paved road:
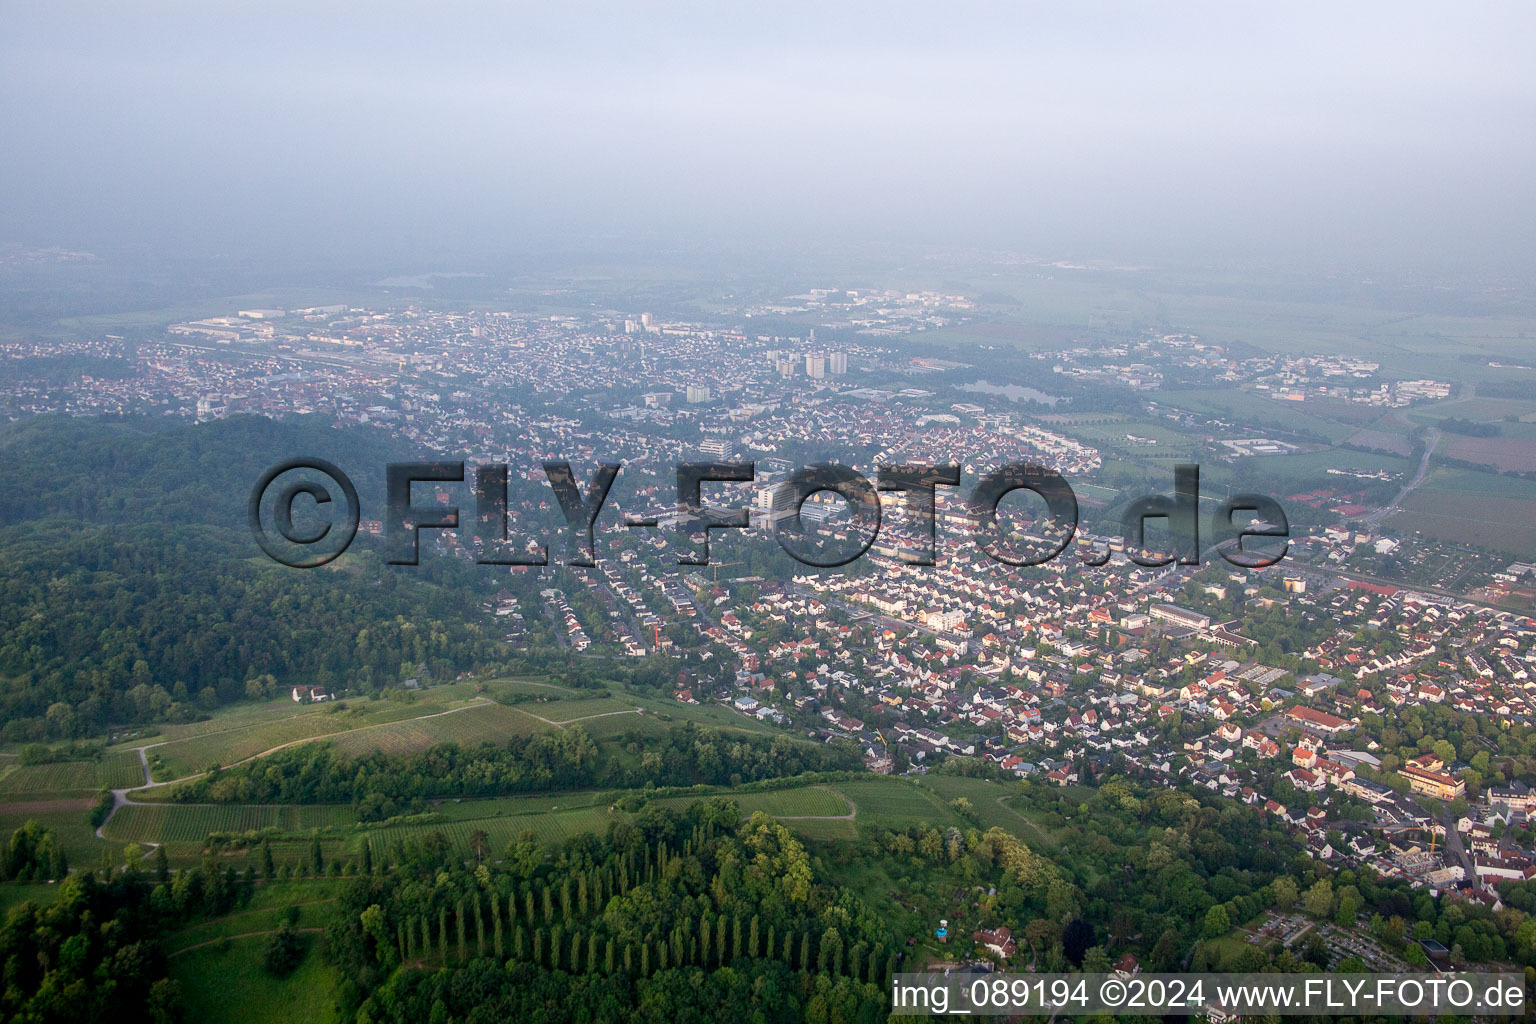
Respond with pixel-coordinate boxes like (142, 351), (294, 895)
(1364, 428), (1439, 527)
(1441, 806), (1476, 879)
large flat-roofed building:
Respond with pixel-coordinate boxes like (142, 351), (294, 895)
(1286, 705), (1354, 735)
(1147, 604), (1210, 631)
(1344, 777), (1394, 804)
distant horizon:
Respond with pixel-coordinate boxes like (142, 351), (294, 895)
(4, 3), (1534, 277)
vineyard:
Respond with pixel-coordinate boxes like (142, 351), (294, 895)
(145, 693), (503, 779)
(0, 681), (916, 874)
(0, 752), (145, 795)
(327, 702), (548, 757)
(524, 697), (641, 724)
(103, 803), (359, 845)
(485, 677), (583, 700)
(829, 778), (955, 831)
(430, 792), (607, 821)
(148, 712), (384, 780)
(779, 817), (858, 841)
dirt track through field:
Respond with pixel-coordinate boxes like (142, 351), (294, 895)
(168, 927), (323, 956)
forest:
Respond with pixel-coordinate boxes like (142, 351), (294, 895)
(0, 851), (234, 1024)
(0, 415), (521, 743)
(329, 802), (928, 1024)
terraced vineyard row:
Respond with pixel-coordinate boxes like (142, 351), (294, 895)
(779, 817), (858, 841)
(104, 803), (358, 844)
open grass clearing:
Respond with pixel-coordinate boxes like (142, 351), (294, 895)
(169, 931), (339, 1024)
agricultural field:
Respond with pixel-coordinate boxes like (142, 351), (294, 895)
(0, 751), (144, 796)
(561, 711), (665, 740)
(1063, 418), (1200, 452)
(732, 786), (851, 818)
(141, 689), (495, 780)
(0, 882), (63, 916)
(260, 837), (352, 871)
(1405, 394), (1536, 425)
(345, 784), (858, 859)
(780, 816), (859, 841)
(326, 701), (546, 757)
(1438, 435), (1536, 473)
(828, 778), (961, 832)
(113, 697), (318, 747)
(4, 770), (1060, 878)
(1343, 428), (1413, 456)
(431, 791), (609, 821)
(1159, 389), (1357, 442)
(521, 696), (643, 724)
(1390, 493), (1536, 557)
(112, 689), (471, 750)
(1073, 482), (1122, 505)
(1240, 447), (1414, 489)
(1383, 464), (1536, 556)
(146, 714), (364, 780)
(1416, 465), (1536, 500)
(102, 803), (359, 845)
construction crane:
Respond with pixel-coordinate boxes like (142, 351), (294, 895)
(710, 560), (744, 583)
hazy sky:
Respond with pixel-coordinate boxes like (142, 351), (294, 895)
(3, 2), (1534, 271)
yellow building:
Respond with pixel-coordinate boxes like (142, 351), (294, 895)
(1399, 764), (1465, 801)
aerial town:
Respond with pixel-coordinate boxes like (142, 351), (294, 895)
(3, 298), (1530, 910)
